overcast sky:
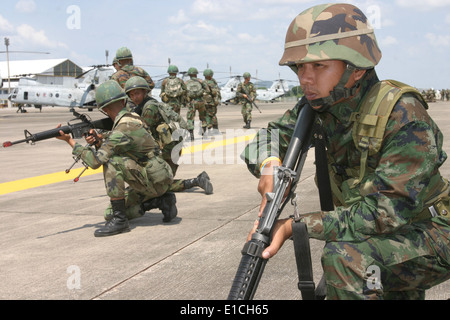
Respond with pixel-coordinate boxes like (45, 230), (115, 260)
(0, 0), (449, 88)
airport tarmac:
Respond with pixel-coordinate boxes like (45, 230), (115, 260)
(0, 100), (448, 302)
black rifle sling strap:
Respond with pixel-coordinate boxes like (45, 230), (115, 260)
(313, 118), (334, 212)
(292, 221), (316, 300)
(292, 118), (331, 300)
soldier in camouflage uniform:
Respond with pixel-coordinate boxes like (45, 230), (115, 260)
(243, 3), (450, 299)
(160, 65), (187, 115)
(56, 80), (177, 237)
(125, 76), (213, 195)
(185, 67), (210, 141)
(203, 68), (222, 135)
(236, 72), (256, 129)
(111, 47), (155, 91)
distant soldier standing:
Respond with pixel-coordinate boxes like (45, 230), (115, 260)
(236, 72), (256, 129)
(125, 76), (213, 195)
(203, 68), (222, 135)
(160, 65), (187, 115)
(185, 67), (210, 140)
(111, 47), (155, 91)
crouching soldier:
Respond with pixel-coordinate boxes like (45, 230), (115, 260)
(56, 80), (177, 237)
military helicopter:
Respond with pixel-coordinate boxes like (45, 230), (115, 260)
(220, 76), (242, 104)
(9, 65), (115, 112)
(220, 76), (293, 104)
(256, 79), (291, 102)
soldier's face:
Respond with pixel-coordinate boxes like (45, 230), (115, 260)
(297, 60), (346, 102)
(128, 89), (147, 105)
(297, 60), (365, 109)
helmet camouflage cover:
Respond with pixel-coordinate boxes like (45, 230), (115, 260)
(188, 67), (199, 75)
(96, 80), (127, 110)
(279, 3), (382, 71)
(167, 65), (179, 74)
(203, 68), (214, 77)
(115, 47), (133, 61)
(124, 76), (150, 94)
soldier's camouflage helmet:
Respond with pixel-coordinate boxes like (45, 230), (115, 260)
(188, 67), (198, 75)
(203, 68), (214, 77)
(115, 47), (133, 61)
(243, 72), (251, 79)
(96, 80), (127, 110)
(279, 3), (382, 72)
(124, 76), (150, 94)
(168, 65), (179, 74)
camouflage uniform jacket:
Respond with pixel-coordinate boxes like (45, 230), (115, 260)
(72, 108), (159, 169)
(242, 70), (450, 242)
(111, 65), (155, 90)
(236, 82), (256, 104)
(128, 96), (166, 142)
(204, 78), (221, 105)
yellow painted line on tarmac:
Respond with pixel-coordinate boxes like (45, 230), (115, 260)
(0, 133), (256, 196)
(0, 167), (104, 196)
(181, 133), (256, 154)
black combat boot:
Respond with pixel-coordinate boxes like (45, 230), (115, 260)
(142, 193), (178, 222)
(159, 192), (178, 222)
(243, 121), (251, 129)
(183, 171), (213, 194)
(211, 124), (220, 135)
(189, 130), (195, 141)
(94, 199), (130, 237)
(141, 197), (160, 212)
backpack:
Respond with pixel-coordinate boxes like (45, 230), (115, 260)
(186, 78), (204, 99)
(165, 77), (184, 98)
(155, 102), (188, 146)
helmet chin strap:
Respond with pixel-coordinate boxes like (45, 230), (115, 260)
(309, 64), (360, 112)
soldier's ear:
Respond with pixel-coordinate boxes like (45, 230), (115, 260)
(353, 69), (366, 82)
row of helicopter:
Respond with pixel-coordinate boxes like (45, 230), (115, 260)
(4, 65), (294, 112)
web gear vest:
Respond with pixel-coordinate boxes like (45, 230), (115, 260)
(327, 80), (449, 218)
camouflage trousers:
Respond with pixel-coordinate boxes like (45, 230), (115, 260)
(103, 154), (173, 220)
(167, 99), (184, 115)
(322, 218), (450, 299)
(241, 102), (253, 123)
(187, 100), (206, 130)
(205, 103), (218, 129)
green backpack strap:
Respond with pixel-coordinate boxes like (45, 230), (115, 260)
(348, 80), (425, 188)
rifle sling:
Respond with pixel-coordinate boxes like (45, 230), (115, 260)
(292, 221), (316, 300)
(313, 119), (334, 211)
(292, 118), (330, 300)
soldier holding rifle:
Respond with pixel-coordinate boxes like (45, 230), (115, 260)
(242, 3), (450, 299)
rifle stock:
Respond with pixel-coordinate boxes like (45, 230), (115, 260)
(228, 98), (316, 300)
(3, 112), (113, 148)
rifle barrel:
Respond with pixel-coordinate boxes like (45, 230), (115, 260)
(2, 115), (113, 148)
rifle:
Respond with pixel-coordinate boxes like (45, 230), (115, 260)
(228, 98), (316, 300)
(2, 111), (113, 148)
(242, 85), (262, 113)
